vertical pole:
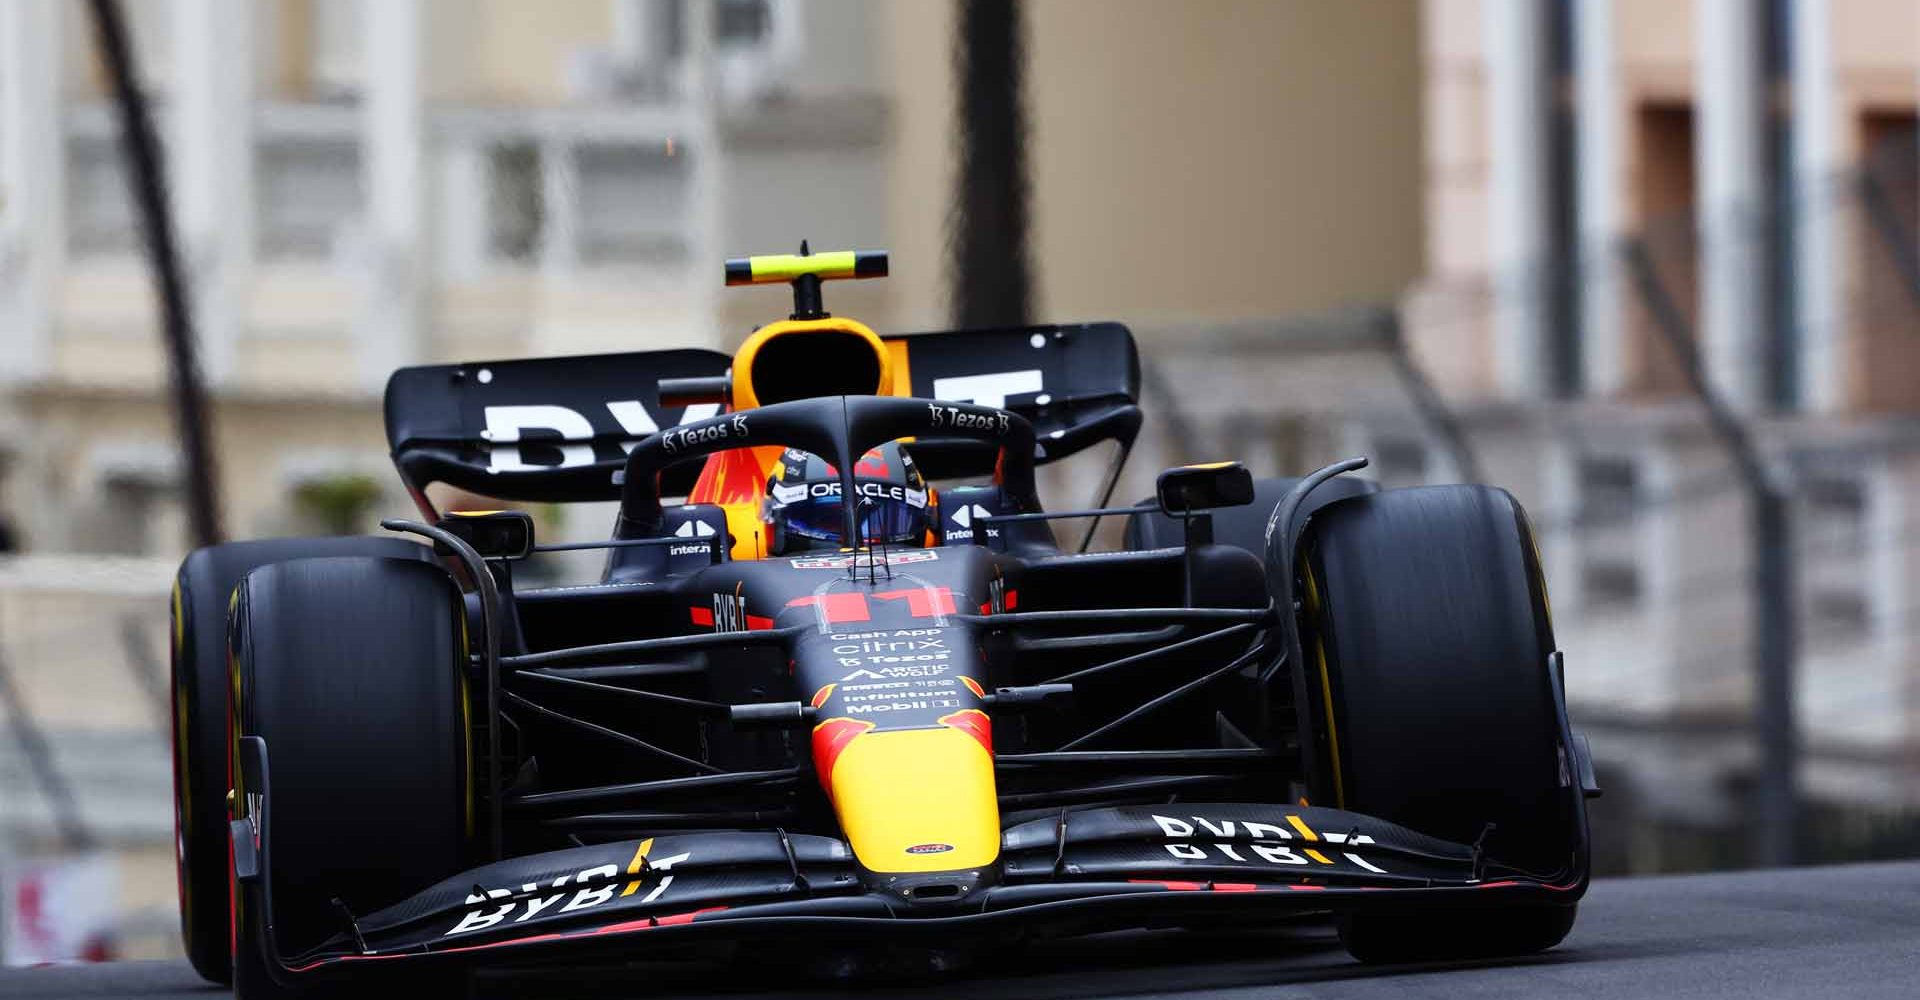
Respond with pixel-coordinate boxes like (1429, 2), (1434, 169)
(1577, 0), (1625, 396)
(684, 0), (724, 348)
(951, 0), (1032, 329)
(359, 0), (426, 387)
(1758, 0), (1796, 411)
(172, 0), (254, 385)
(1543, 0), (1582, 396)
(0, 0), (63, 388)
(1792, 0), (1840, 412)
(1483, 0), (1551, 396)
(89, 0), (225, 548)
(1696, 0), (1768, 409)
(1752, 487), (1798, 865)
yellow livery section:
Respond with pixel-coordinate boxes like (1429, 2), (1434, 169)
(725, 249), (888, 286)
(688, 313), (907, 558)
(828, 727), (1000, 873)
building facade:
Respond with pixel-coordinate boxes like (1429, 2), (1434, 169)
(1392, 0), (1920, 857)
(1, 0), (901, 556)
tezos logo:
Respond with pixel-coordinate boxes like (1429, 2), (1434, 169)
(905, 843), (954, 855)
(662, 412), (749, 454)
(927, 404), (1009, 435)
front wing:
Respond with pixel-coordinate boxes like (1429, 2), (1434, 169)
(233, 740), (1585, 985)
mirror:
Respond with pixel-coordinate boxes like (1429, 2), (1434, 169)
(1156, 462), (1255, 515)
(435, 509), (535, 559)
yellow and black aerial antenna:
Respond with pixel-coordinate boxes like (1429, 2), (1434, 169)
(724, 240), (888, 320)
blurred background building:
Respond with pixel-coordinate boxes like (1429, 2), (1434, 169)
(1395, 0), (1920, 872)
(5, 0), (1920, 963)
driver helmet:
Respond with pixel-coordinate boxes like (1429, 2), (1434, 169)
(764, 441), (931, 554)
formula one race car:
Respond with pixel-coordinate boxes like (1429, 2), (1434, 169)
(170, 249), (1596, 998)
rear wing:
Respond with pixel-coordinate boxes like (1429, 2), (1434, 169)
(383, 321), (1141, 504)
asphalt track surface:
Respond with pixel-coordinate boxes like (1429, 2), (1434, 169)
(8, 860), (1920, 999)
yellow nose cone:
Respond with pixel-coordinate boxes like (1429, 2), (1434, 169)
(827, 726), (1000, 873)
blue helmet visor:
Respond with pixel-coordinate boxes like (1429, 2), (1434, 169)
(778, 492), (929, 546)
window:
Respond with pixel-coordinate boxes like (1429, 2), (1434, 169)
(257, 137), (363, 259)
(65, 136), (141, 257)
(1577, 455), (1637, 526)
(1372, 437), (1430, 491)
(716, 0), (772, 46)
(1632, 103), (1699, 396)
(1855, 112), (1920, 411)
(486, 142), (545, 264)
(1577, 456), (1640, 608)
(576, 142), (688, 263)
(1799, 471), (1871, 641)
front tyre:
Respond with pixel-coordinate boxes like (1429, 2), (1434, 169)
(1300, 485), (1581, 963)
(170, 537), (429, 985)
(229, 556), (470, 999)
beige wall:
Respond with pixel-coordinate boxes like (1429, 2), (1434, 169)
(883, 0), (1425, 340)
(1614, 0), (1695, 88)
(1026, 0), (1424, 334)
(1831, 0), (1920, 86)
(424, 0), (617, 104)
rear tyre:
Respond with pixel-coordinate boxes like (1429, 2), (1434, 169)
(1300, 485), (1579, 963)
(170, 537), (429, 985)
(229, 556), (470, 999)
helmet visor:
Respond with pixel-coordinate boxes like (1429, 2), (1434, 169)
(779, 493), (928, 546)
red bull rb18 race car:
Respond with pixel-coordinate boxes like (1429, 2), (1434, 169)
(170, 249), (1596, 997)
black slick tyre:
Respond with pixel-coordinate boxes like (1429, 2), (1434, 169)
(228, 556), (469, 999)
(1299, 485), (1578, 963)
(170, 537), (428, 985)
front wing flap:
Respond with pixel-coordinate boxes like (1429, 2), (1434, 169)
(261, 802), (1582, 978)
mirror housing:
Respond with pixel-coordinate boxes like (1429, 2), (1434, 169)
(1156, 462), (1255, 516)
(435, 510), (535, 560)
